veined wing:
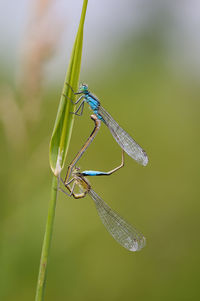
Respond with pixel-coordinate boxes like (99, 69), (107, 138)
(98, 106), (148, 166)
(89, 189), (146, 252)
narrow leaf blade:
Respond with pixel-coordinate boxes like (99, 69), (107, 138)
(49, 0), (88, 175)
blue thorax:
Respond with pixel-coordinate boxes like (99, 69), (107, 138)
(83, 92), (103, 121)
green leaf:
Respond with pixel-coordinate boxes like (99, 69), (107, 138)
(49, 0), (88, 176)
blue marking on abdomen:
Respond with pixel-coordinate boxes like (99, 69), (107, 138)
(82, 170), (106, 176)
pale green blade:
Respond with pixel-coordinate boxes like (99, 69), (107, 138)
(49, 0), (88, 176)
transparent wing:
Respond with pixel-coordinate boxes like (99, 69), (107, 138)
(98, 106), (148, 166)
(89, 189), (146, 252)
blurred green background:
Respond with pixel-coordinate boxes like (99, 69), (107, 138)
(0, 1), (200, 300)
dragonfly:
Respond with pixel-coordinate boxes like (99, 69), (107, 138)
(65, 83), (148, 166)
(61, 115), (146, 252)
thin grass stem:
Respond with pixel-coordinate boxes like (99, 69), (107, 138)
(35, 175), (58, 301)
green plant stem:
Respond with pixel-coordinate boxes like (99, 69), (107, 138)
(35, 175), (58, 301)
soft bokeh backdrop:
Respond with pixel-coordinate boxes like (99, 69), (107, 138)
(0, 1), (200, 300)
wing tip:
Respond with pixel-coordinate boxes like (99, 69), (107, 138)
(129, 236), (146, 252)
(142, 154), (148, 166)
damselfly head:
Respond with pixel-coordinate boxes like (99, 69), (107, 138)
(75, 166), (80, 171)
(79, 84), (88, 93)
(72, 166), (81, 176)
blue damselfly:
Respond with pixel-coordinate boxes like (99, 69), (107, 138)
(65, 83), (148, 166)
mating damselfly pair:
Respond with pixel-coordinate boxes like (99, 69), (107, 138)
(60, 84), (148, 252)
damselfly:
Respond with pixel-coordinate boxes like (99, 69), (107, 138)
(61, 115), (146, 252)
(65, 83), (148, 166)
